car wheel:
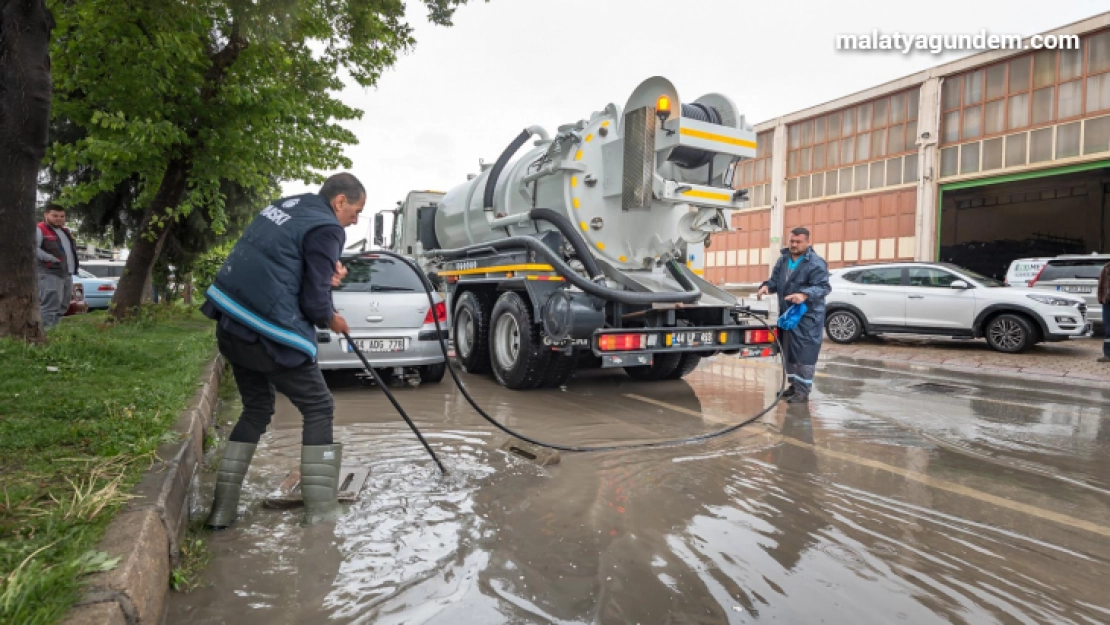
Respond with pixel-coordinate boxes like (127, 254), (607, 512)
(489, 292), (552, 390)
(454, 291), (493, 374)
(985, 313), (1036, 353)
(825, 310), (863, 344)
(419, 362), (446, 383)
(624, 352), (683, 381)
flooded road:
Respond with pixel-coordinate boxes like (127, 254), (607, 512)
(167, 357), (1110, 624)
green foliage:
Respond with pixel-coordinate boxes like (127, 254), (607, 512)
(46, 0), (474, 241)
(0, 310), (214, 624)
(192, 240), (237, 296)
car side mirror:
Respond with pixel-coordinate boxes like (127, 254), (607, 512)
(373, 213), (384, 247)
(950, 280), (971, 290)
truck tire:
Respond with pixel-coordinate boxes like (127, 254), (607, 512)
(624, 352), (683, 381)
(454, 291), (493, 374)
(664, 353), (702, 380)
(539, 352), (576, 388)
(489, 292), (552, 390)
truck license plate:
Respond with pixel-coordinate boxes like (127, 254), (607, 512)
(344, 338), (405, 353)
(672, 331), (714, 347)
(1058, 286), (1091, 293)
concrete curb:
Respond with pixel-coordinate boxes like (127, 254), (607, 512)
(62, 355), (225, 625)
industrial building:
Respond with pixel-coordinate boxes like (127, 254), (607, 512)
(707, 12), (1110, 286)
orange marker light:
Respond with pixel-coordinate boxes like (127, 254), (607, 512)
(656, 95), (671, 115)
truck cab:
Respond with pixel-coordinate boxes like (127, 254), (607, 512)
(375, 191), (445, 260)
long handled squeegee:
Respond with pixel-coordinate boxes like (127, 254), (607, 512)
(341, 330), (447, 474)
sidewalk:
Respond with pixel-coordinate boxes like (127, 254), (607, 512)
(822, 335), (1110, 384)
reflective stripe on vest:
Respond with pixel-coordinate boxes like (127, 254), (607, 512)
(206, 284), (318, 357)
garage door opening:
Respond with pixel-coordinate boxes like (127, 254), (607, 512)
(939, 167), (1110, 281)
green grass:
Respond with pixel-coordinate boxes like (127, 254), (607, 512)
(0, 307), (214, 625)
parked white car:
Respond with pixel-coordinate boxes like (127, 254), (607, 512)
(1004, 257), (1051, 288)
(825, 262), (1089, 353)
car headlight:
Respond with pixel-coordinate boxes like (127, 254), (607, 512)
(1026, 294), (1078, 307)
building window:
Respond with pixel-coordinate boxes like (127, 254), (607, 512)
(735, 129), (775, 207)
(785, 86), (919, 202)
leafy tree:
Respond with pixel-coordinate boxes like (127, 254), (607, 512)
(47, 0), (471, 320)
(0, 0), (53, 341)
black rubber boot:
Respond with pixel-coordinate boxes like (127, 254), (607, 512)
(206, 441), (257, 529)
(301, 443), (343, 526)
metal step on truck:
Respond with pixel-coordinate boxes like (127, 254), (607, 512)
(374, 77), (778, 390)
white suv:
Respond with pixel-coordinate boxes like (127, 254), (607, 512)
(825, 262), (1089, 353)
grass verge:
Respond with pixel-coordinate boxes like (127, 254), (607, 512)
(0, 306), (214, 625)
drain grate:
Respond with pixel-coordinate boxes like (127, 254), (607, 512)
(909, 382), (973, 395)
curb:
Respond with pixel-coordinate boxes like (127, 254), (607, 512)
(62, 355), (224, 625)
(824, 351), (1110, 395)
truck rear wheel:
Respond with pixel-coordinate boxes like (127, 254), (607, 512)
(624, 352), (683, 381)
(489, 292), (552, 390)
(454, 291), (493, 374)
(664, 353), (702, 380)
(539, 352), (576, 388)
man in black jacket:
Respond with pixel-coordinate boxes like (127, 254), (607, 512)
(202, 173), (364, 527)
(757, 228), (831, 403)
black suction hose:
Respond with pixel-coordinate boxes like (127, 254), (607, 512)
(363, 249), (788, 456)
(484, 129), (535, 211)
(436, 236), (701, 305)
(341, 329), (448, 474)
(527, 208), (604, 279)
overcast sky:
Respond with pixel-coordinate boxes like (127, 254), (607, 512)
(281, 0), (1109, 245)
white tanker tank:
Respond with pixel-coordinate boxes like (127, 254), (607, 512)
(431, 76), (756, 272)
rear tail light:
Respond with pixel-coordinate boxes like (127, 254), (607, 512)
(745, 329), (776, 344)
(1028, 265), (1047, 288)
(97, 284), (116, 291)
(598, 333), (647, 352)
(424, 301), (447, 324)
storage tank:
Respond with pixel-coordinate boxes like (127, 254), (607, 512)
(432, 77), (757, 271)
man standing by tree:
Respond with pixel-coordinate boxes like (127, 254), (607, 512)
(35, 205), (79, 329)
(203, 173), (363, 528)
(757, 227), (831, 403)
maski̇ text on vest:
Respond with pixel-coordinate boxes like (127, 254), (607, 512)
(261, 205), (292, 225)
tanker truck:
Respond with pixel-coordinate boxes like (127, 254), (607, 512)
(374, 77), (778, 390)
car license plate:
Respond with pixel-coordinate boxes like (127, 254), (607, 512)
(344, 338), (406, 353)
(672, 331), (715, 347)
(1058, 286), (1092, 293)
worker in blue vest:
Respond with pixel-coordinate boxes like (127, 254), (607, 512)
(757, 227), (831, 403)
(201, 173), (364, 527)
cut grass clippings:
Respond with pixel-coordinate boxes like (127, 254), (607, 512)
(0, 306), (214, 625)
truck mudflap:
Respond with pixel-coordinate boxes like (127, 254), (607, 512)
(592, 326), (778, 368)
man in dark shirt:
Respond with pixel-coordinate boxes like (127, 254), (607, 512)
(203, 173), (364, 527)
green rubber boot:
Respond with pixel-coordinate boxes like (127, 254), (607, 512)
(300, 444), (343, 526)
(205, 441), (257, 529)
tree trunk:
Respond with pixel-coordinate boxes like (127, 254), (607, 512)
(0, 1), (52, 342)
(110, 158), (191, 319)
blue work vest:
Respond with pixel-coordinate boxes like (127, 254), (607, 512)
(206, 194), (340, 359)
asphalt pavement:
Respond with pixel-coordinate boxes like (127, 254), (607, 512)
(167, 355), (1110, 624)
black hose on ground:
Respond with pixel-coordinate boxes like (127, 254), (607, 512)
(527, 208), (603, 280)
(362, 249), (789, 457)
(436, 236), (701, 305)
(483, 129), (534, 211)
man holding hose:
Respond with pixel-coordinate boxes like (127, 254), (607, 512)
(201, 173), (364, 527)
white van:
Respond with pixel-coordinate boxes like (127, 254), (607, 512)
(1004, 257), (1051, 288)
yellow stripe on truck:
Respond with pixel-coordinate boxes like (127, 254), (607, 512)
(681, 189), (733, 202)
(679, 127), (757, 149)
(438, 263), (555, 277)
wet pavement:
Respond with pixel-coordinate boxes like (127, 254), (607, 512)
(167, 357), (1110, 625)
